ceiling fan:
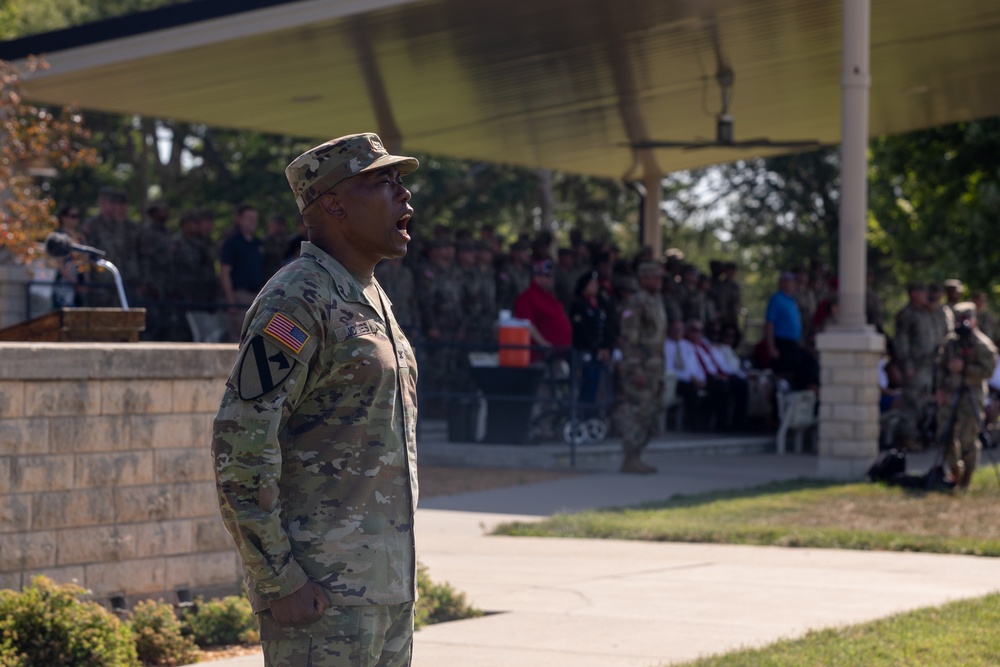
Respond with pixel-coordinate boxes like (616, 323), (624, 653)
(628, 67), (822, 152)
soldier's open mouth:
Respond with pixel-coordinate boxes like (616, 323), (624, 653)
(397, 214), (411, 231)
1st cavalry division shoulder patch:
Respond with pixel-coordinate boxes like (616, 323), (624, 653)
(237, 335), (296, 400)
(263, 312), (310, 353)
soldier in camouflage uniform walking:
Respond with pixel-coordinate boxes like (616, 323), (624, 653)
(894, 282), (938, 449)
(213, 133), (419, 667)
(935, 301), (998, 489)
(614, 261), (667, 474)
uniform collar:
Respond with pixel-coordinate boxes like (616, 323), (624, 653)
(300, 241), (374, 307)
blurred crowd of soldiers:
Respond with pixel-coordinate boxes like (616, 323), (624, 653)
(51, 187), (304, 342)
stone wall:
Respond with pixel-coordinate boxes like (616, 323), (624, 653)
(0, 342), (241, 606)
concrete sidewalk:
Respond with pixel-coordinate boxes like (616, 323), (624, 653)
(202, 446), (1000, 666)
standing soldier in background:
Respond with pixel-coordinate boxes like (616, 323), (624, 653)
(496, 240), (532, 311)
(419, 236), (465, 411)
(927, 283), (955, 344)
(83, 187), (139, 307)
(943, 279), (964, 317)
(136, 200), (174, 340)
(894, 282), (939, 449)
(712, 261), (742, 336)
(168, 211), (209, 340)
(935, 301), (998, 489)
(456, 240), (493, 346)
(971, 290), (998, 346)
(261, 212), (290, 280)
(614, 261), (667, 474)
(375, 256), (420, 337)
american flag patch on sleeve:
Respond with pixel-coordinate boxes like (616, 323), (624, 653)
(263, 313), (310, 353)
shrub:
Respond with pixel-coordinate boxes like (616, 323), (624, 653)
(0, 576), (139, 667)
(414, 564), (483, 630)
(128, 600), (200, 666)
(181, 596), (258, 647)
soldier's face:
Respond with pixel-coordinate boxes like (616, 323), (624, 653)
(332, 167), (413, 262)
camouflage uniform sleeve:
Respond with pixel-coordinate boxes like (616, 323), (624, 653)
(969, 333), (999, 383)
(618, 295), (642, 376)
(212, 304), (318, 602)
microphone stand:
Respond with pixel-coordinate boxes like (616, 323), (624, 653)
(94, 258), (129, 310)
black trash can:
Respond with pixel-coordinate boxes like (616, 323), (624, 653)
(470, 366), (545, 444)
(446, 397), (481, 442)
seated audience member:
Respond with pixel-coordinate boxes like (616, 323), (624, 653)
(514, 258), (573, 361)
(690, 319), (749, 431)
(664, 320), (727, 431)
(570, 270), (613, 412)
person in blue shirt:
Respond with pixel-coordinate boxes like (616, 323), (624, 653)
(765, 271), (817, 389)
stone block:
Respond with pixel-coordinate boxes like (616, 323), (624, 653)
(831, 403), (877, 423)
(817, 437), (877, 458)
(193, 517), (234, 553)
(75, 451), (155, 488)
(101, 380), (174, 415)
(0, 345), (106, 381)
(856, 385), (881, 404)
(174, 482), (219, 519)
(50, 415), (131, 453)
(134, 520), (194, 558)
(820, 385), (855, 405)
(819, 420), (854, 440)
(817, 455), (874, 481)
(0, 418), (48, 456)
(0, 531), (57, 571)
(155, 448), (215, 484)
(115, 485), (173, 523)
(8, 455), (75, 493)
(56, 526), (136, 566)
(0, 381), (24, 418)
(173, 379), (225, 414)
(24, 381), (101, 417)
(85, 558), (167, 597)
(830, 368), (872, 386)
(0, 571), (22, 591)
(820, 351), (855, 368)
(0, 496), (30, 533)
(32, 489), (115, 530)
(164, 552), (241, 591)
(855, 420), (882, 441)
(819, 403), (834, 420)
(129, 414), (213, 450)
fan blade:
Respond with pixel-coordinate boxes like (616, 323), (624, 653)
(730, 138), (822, 149)
(627, 140), (713, 149)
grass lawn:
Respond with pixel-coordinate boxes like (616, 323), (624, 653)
(493, 465), (1000, 556)
(676, 592), (1000, 666)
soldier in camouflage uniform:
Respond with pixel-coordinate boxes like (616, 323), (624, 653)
(418, 236), (468, 405)
(927, 283), (955, 343)
(894, 282), (938, 448)
(473, 240), (499, 344)
(614, 261), (667, 474)
(972, 290), (998, 346)
(495, 240), (532, 311)
(935, 302), (998, 489)
(213, 133), (419, 667)
(374, 256), (420, 337)
(136, 200), (175, 340)
(457, 240), (494, 346)
(82, 187), (140, 307)
(712, 262), (742, 334)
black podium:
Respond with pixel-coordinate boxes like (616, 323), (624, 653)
(469, 366), (545, 444)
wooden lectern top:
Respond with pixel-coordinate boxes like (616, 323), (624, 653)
(0, 308), (147, 343)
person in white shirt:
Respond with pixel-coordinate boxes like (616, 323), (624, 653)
(664, 320), (728, 431)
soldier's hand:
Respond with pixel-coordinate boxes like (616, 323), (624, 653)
(268, 580), (330, 625)
(948, 358), (964, 374)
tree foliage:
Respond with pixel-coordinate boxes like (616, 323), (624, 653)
(868, 118), (1000, 291)
(0, 57), (96, 261)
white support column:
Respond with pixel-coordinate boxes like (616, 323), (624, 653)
(815, 0), (884, 479)
(642, 167), (663, 257)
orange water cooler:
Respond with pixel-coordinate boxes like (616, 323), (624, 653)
(497, 312), (531, 367)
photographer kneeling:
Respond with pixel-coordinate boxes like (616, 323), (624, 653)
(935, 302), (998, 489)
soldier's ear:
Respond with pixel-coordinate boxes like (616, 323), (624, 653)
(315, 193), (346, 220)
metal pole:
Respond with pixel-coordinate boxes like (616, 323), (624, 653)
(96, 259), (129, 310)
(838, 0), (871, 331)
(642, 167), (663, 258)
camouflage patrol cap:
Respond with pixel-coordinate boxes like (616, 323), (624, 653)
(944, 278), (964, 290)
(285, 133), (419, 212)
(954, 301), (977, 319)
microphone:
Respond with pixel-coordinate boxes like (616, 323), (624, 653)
(45, 232), (106, 258)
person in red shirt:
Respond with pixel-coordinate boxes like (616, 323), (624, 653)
(514, 259), (573, 359)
